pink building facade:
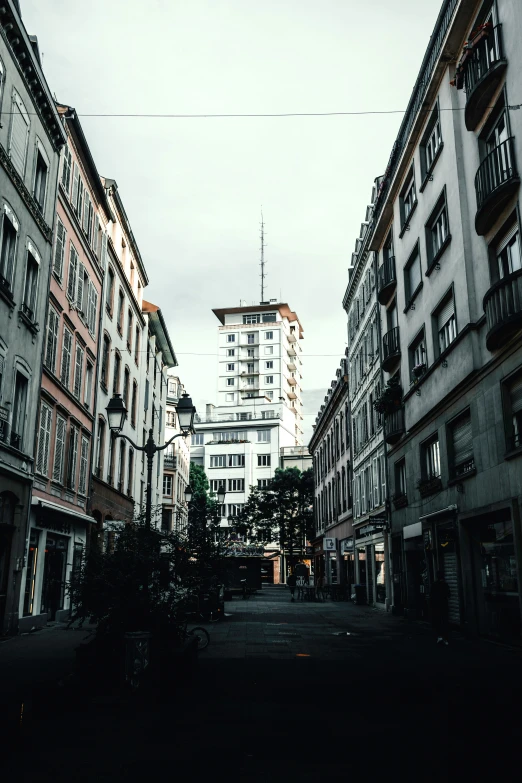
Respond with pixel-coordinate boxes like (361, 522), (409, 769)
(20, 107), (112, 627)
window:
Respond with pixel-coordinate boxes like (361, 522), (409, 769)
(127, 309), (133, 350)
(66, 426), (79, 489)
(262, 313), (276, 322)
(66, 242), (78, 302)
(44, 306), (59, 372)
(210, 455), (226, 468)
(506, 372), (522, 450)
(53, 218), (66, 281)
(210, 479), (226, 493)
(449, 411), (474, 477)
(226, 363), (235, 372)
(261, 410), (275, 419)
(266, 390), (273, 400)
(87, 280), (98, 337)
(257, 479), (270, 489)
(237, 412), (252, 421)
(409, 328), (427, 379)
(421, 105), (442, 181)
(22, 247), (39, 320)
(76, 262), (87, 316)
(257, 430), (271, 442)
(265, 331), (273, 340)
(118, 440), (126, 492)
(228, 478), (245, 492)
(426, 192), (449, 267)
(78, 436), (89, 495)
(247, 334), (255, 344)
(84, 362), (93, 408)
(226, 378), (235, 386)
(257, 454), (271, 467)
(33, 146), (48, 210)
(213, 431), (240, 441)
(117, 290), (124, 334)
(265, 346), (273, 355)
(246, 377), (254, 386)
(101, 335), (110, 388)
(73, 343), (84, 399)
(191, 433), (204, 445)
(134, 326), (140, 365)
(35, 403), (52, 476)
(246, 363), (255, 374)
(52, 415), (67, 483)
(247, 348), (254, 358)
(400, 168), (417, 228)
(395, 459), (406, 496)
(228, 454), (245, 467)
(243, 314), (261, 324)
(9, 90), (29, 175)
(265, 361), (273, 369)
(404, 246), (422, 308)
(227, 334), (236, 343)
(61, 145), (72, 195)
(225, 393), (234, 402)
(163, 474), (173, 496)
(106, 267), (115, 313)
(123, 367), (130, 408)
(265, 376), (274, 384)
(53, 325), (69, 390)
(496, 224), (521, 280)
(0, 207), (18, 290)
(227, 503), (244, 518)
(436, 292), (456, 354)
(113, 352), (121, 395)
(227, 348), (235, 357)
(423, 437), (440, 480)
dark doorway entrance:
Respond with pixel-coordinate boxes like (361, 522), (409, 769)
(0, 527), (13, 630)
(40, 534), (68, 620)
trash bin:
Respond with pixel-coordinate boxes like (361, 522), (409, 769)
(351, 584), (365, 605)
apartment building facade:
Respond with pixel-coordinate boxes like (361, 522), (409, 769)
(371, 0), (522, 641)
(309, 356), (353, 588)
(0, 2), (66, 633)
(190, 302), (305, 583)
(24, 107), (111, 627)
(162, 373), (190, 535)
(343, 198), (391, 608)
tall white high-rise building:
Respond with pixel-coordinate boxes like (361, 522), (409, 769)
(190, 302), (304, 580)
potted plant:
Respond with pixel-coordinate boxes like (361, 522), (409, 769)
(373, 375), (402, 415)
(391, 492), (408, 510)
(411, 362), (427, 384)
(416, 475), (443, 498)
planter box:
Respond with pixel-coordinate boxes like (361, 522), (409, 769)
(417, 477), (443, 498)
(392, 493), (408, 510)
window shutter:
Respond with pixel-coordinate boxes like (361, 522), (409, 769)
(73, 345), (83, 399)
(36, 403), (52, 476)
(452, 414), (473, 466)
(68, 427), (78, 489)
(509, 375), (522, 414)
(144, 379), (149, 412)
(60, 328), (72, 387)
(67, 245), (78, 301)
(45, 308), (59, 370)
(408, 256), (422, 295)
(76, 262), (85, 312)
(437, 295), (455, 330)
(83, 191), (90, 233)
(380, 454), (386, 504)
(77, 178), (84, 218)
(52, 415), (66, 482)
(78, 436), (89, 495)
(101, 231), (108, 271)
(373, 456), (379, 507)
(71, 163), (79, 208)
(9, 95), (29, 174)
(61, 147), (72, 194)
(88, 201), (94, 246)
(53, 219), (66, 280)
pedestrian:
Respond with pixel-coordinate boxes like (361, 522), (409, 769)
(287, 572), (297, 602)
(316, 573), (324, 601)
(431, 569), (451, 645)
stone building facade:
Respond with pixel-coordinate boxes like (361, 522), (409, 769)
(162, 373), (190, 535)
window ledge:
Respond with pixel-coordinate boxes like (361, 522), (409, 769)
(425, 234), (452, 277)
(0, 284), (16, 310)
(399, 200), (418, 239)
(504, 445), (522, 461)
(52, 271), (63, 287)
(419, 142), (444, 194)
(18, 309), (40, 335)
(404, 282), (423, 313)
(448, 468), (477, 486)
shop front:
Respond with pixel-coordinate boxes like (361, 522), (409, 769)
(354, 515), (389, 607)
(340, 538), (355, 587)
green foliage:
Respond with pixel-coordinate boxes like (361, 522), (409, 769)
(187, 463), (226, 582)
(234, 467), (314, 565)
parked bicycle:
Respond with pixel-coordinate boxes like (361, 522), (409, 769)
(240, 579), (256, 600)
(180, 611), (211, 651)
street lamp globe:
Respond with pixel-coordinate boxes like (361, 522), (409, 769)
(106, 393), (128, 434)
(184, 485), (193, 503)
(217, 486), (226, 505)
(176, 392), (196, 432)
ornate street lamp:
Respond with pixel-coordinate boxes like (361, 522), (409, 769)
(107, 391), (197, 529)
(217, 485), (226, 505)
(184, 485), (193, 503)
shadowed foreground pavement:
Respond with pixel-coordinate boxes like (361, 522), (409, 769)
(2, 586), (521, 781)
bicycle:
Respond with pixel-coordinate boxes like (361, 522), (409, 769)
(180, 612), (210, 651)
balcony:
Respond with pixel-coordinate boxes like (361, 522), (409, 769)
(164, 453), (177, 469)
(382, 326), (401, 372)
(287, 389), (297, 400)
(483, 269), (522, 351)
(384, 407), (405, 446)
(377, 256), (397, 305)
(464, 25), (507, 132)
(288, 331), (296, 343)
(287, 359), (296, 371)
(287, 344), (296, 356)
(288, 375), (297, 386)
(0, 419), (8, 444)
(475, 137), (520, 236)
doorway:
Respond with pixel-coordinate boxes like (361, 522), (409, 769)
(357, 547), (367, 602)
(41, 535), (68, 620)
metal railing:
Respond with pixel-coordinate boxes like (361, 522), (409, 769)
(384, 407), (405, 444)
(382, 326), (401, 367)
(464, 24), (504, 97)
(475, 137), (518, 211)
(377, 256), (396, 302)
(483, 268), (522, 350)
(10, 430), (21, 450)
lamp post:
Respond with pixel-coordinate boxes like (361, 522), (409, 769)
(106, 391), (197, 530)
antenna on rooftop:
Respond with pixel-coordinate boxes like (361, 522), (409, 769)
(260, 209), (266, 303)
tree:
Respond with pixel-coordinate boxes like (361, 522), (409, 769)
(234, 467), (314, 577)
(187, 462), (224, 583)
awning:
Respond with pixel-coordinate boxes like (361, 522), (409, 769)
(31, 497), (95, 526)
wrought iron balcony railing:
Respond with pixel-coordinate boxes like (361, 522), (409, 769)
(464, 24), (507, 131)
(377, 256), (397, 305)
(483, 268), (522, 351)
(382, 326), (401, 372)
(475, 137), (519, 235)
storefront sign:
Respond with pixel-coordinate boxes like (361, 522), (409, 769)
(36, 517), (71, 535)
(223, 542), (264, 557)
(369, 514), (388, 528)
(341, 538), (354, 554)
(305, 545), (314, 556)
(323, 537), (336, 551)
(356, 524), (384, 539)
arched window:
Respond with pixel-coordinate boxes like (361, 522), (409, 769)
(112, 351), (121, 395)
(101, 334), (110, 388)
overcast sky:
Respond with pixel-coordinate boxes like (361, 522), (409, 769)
(22, 0), (442, 443)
